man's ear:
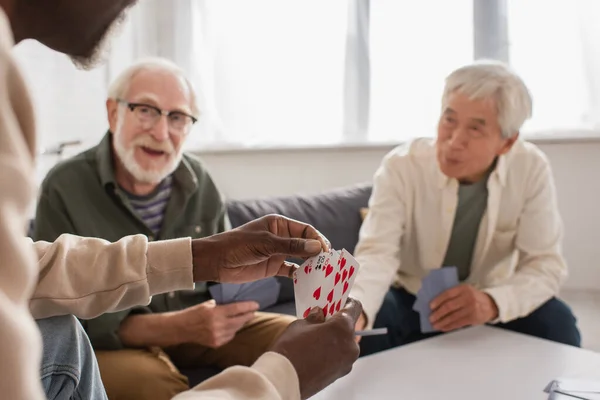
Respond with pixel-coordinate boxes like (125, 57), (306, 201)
(498, 132), (519, 155)
(106, 98), (119, 132)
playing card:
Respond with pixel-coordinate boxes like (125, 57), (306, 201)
(413, 266), (459, 333)
(293, 254), (318, 317)
(413, 299), (436, 333)
(208, 284), (223, 304)
(233, 278), (281, 310)
(293, 250), (339, 319)
(209, 278), (280, 310)
(221, 283), (243, 303)
(325, 248), (359, 318)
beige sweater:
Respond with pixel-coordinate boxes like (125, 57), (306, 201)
(0, 9), (299, 400)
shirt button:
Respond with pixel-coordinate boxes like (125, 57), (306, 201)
(194, 226), (201, 234)
(168, 292), (175, 298)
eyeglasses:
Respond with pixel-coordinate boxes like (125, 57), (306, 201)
(116, 99), (198, 135)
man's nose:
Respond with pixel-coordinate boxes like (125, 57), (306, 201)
(150, 115), (170, 141)
(447, 127), (469, 148)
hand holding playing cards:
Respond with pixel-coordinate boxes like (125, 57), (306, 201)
(191, 214), (329, 283)
(270, 298), (362, 400)
(429, 284), (499, 332)
(173, 299), (259, 348)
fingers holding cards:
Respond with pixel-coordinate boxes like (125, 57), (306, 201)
(293, 248), (360, 320)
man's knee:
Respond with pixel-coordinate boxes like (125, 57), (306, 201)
(360, 289), (407, 357)
(95, 348), (189, 400)
(534, 298), (581, 346)
(506, 298), (581, 347)
(246, 312), (295, 345)
(372, 290), (403, 328)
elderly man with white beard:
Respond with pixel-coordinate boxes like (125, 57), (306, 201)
(33, 57), (296, 400)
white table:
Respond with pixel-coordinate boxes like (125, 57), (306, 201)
(312, 326), (600, 400)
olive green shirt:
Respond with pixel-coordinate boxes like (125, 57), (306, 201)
(442, 168), (493, 281)
(33, 132), (229, 350)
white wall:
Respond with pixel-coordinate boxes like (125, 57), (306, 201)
(194, 140), (600, 292)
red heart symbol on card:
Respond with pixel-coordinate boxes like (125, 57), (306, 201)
(322, 304), (328, 317)
(349, 266), (355, 278)
(327, 289), (334, 303)
(304, 265), (312, 274)
(325, 264), (334, 277)
(294, 278), (297, 284)
(329, 304), (335, 316)
(342, 269), (348, 282)
(313, 287), (321, 300)
(343, 281), (349, 294)
(336, 300), (341, 312)
(303, 307), (311, 318)
(334, 272), (341, 286)
(340, 257), (347, 270)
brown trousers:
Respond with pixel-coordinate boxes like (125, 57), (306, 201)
(95, 312), (295, 400)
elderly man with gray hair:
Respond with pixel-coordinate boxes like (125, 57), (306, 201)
(352, 60), (581, 356)
(34, 57), (297, 399)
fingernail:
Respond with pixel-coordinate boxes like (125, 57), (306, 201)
(304, 240), (321, 253)
(309, 307), (320, 316)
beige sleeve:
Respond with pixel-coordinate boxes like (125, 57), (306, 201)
(0, 11), (47, 399)
(29, 234), (195, 319)
(484, 155), (567, 323)
(350, 150), (408, 327)
(172, 352), (301, 400)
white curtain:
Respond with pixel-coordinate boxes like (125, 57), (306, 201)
(183, 0), (348, 149)
(369, 0), (600, 142)
(507, 0), (600, 136)
(368, 0), (474, 143)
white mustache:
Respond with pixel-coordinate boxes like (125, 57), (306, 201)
(133, 136), (174, 154)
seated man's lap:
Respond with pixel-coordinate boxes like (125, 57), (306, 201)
(95, 347), (189, 400)
(494, 297), (581, 347)
(95, 312), (293, 399)
(166, 312), (295, 370)
(361, 288), (581, 357)
(360, 287), (440, 357)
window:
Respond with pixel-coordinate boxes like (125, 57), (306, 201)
(186, 0), (348, 149)
(368, 0), (474, 143)
(16, 0), (600, 154)
(507, 0), (599, 135)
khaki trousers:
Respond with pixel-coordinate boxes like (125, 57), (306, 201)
(95, 312), (295, 400)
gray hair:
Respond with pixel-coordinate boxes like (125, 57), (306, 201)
(442, 60), (532, 139)
(107, 57), (200, 117)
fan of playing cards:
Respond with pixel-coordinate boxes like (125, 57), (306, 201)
(293, 248), (360, 319)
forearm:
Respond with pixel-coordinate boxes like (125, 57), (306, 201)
(30, 235), (194, 319)
(118, 312), (185, 348)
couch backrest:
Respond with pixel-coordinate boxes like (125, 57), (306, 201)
(226, 183), (373, 255)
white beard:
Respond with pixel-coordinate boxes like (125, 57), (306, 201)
(113, 131), (183, 184)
